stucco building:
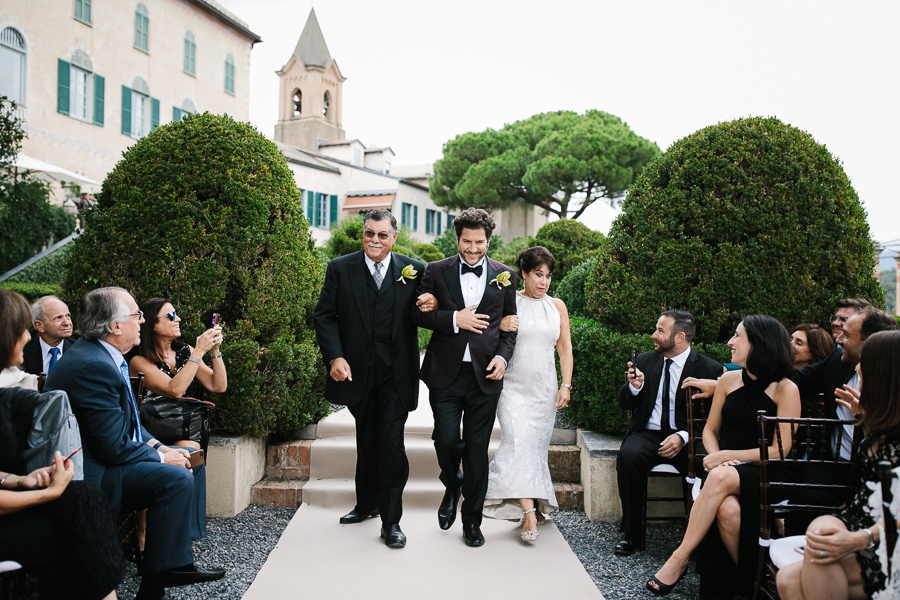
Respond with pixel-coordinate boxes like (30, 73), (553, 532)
(1, 0), (259, 199)
(273, 9), (547, 245)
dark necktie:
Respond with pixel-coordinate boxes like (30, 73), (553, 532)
(48, 347), (60, 373)
(373, 262), (383, 289)
(461, 263), (483, 277)
(119, 360), (142, 442)
(661, 358), (673, 433)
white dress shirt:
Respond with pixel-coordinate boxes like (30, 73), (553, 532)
(834, 371), (858, 461)
(363, 252), (392, 280)
(630, 346), (692, 442)
(39, 337), (66, 373)
(453, 256), (487, 363)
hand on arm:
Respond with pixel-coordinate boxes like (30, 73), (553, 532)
(500, 315), (518, 332)
(416, 292), (437, 313)
(485, 356), (507, 380)
(681, 377), (718, 399)
(456, 304), (490, 334)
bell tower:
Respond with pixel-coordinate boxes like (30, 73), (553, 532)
(274, 9), (346, 151)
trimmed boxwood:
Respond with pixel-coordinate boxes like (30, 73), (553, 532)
(533, 219), (604, 293)
(587, 116), (883, 343)
(62, 113), (328, 437)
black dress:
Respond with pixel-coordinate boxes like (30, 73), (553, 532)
(697, 369), (781, 599)
(156, 344), (205, 401)
(836, 433), (900, 597)
(0, 387), (125, 600)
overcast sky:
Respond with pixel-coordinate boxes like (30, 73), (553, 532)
(216, 0), (899, 246)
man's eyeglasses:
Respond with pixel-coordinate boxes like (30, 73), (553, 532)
(363, 229), (392, 241)
(831, 315), (849, 323)
(129, 310), (144, 321)
(165, 311), (178, 321)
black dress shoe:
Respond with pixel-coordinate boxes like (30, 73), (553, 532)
(462, 522), (485, 547)
(438, 487), (461, 530)
(160, 564), (226, 587)
(339, 507), (379, 524)
(380, 523), (407, 548)
(135, 585), (170, 600)
(614, 538), (637, 556)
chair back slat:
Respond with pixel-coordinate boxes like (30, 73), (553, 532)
(686, 387), (707, 480)
(129, 372), (146, 409)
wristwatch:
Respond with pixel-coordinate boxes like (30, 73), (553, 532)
(865, 528), (876, 550)
(188, 356), (202, 366)
(561, 383), (572, 389)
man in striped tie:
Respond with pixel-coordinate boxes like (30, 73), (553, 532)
(47, 287), (225, 600)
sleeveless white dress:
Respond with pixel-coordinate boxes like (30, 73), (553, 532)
(483, 291), (561, 520)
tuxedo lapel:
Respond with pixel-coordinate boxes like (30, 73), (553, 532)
(442, 256), (466, 310)
(645, 353), (664, 409)
(349, 253), (373, 338)
(476, 260), (499, 313)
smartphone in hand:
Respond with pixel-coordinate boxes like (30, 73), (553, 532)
(189, 450), (205, 469)
(211, 313), (219, 327)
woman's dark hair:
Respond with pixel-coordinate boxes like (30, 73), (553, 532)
(742, 315), (794, 384)
(0, 289), (31, 369)
(858, 330), (900, 437)
(136, 297), (185, 363)
(515, 246), (555, 279)
(790, 323), (835, 365)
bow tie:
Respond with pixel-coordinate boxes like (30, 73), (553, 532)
(461, 263), (483, 277)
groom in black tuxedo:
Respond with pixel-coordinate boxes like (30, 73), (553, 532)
(313, 209), (431, 548)
(415, 208), (517, 547)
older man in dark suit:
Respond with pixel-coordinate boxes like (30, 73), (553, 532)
(46, 287), (224, 600)
(415, 208), (517, 547)
(22, 295), (74, 376)
(615, 310), (722, 556)
(313, 209), (431, 548)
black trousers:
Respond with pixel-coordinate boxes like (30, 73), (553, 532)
(347, 358), (409, 526)
(616, 429), (689, 540)
(429, 363), (500, 527)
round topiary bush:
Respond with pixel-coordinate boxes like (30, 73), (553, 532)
(533, 219), (604, 293)
(555, 257), (596, 318)
(63, 112), (328, 437)
(587, 116), (883, 343)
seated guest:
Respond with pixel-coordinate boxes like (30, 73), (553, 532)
(46, 287), (225, 600)
(615, 310), (723, 556)
(790, 323), (834, 369)
(646, 315), (800, 598)
(22, 295), (75, 376)
(129, 297), (226, 539)
(776, 330), (900, 600)
(0, 288), (123, 600)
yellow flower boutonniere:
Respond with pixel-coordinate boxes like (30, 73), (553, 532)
(397, 264), (418, 284)
(490, 271), (511, 289)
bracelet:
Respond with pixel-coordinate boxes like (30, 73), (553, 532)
(210, 353), (222, 360)
(0, 473), (9, 489)
(560, 383), (571, 389)
(865, 528), (876, 550)
(152, 442), (164, 450)
(187, 357), (202, 366)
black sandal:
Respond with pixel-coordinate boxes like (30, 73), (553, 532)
(646, 573), (682, 596)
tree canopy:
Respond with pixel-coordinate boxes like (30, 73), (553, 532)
(586, 116), (883, 343)
(429, 110), (660, 220)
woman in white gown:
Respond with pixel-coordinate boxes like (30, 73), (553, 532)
(483, 246), (573, 541)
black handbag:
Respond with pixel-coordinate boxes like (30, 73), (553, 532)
(139, 395), (214, 446)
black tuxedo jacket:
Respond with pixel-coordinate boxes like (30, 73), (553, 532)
(617, 348), (723, 436)
(312, 251), (424, 410)
(793, 347), (856, 420)
(415, 254), (517, 395)
(21, 336), (74, 375)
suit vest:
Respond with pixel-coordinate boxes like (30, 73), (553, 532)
(366, 270), (395, 366)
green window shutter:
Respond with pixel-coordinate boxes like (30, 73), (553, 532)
(329, 194), (338, 225)
(92, 74), (104, 126)
(121, 86), (132, 136)
(173, 107), (182, 122)
(151, 97), (160, 129)
(413, 205), (418, 231)
(57, 59), (70, 115)
(313, 192), (321, 227)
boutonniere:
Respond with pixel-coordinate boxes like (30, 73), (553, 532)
(396, 264), (418, 284)
(490, 271), (511, 289)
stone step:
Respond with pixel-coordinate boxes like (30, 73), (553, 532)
(251, 478), (307, 509)
(555, 481), (584, 511)
(548, 444), (580, 483)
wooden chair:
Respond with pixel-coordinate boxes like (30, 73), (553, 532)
(879, 460), (898, 587)
(752, 410), (858, 600)
(635, 387), (704, 550)
(0, 561), (25, 600)
(36, 372), (46, 393)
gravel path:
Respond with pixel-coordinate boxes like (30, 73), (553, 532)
(103, 507), (699, 600)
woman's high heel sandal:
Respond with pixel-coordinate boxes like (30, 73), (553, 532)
(521, 508), (539, 542)
(645, 573), (683, 596)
